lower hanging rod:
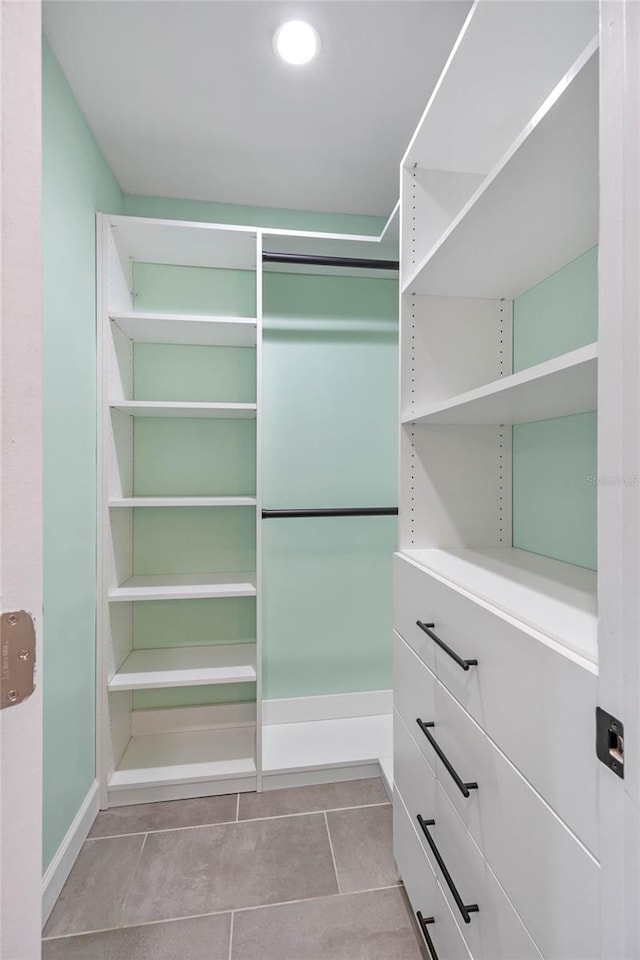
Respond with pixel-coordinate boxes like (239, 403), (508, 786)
(262, 507), (398, 519)
(262, 251), (399, 271)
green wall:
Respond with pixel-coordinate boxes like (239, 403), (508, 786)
(42, 38), (123, 869)
(512, 248), (598, 570)
(513, 247), (598, 372)
(124, 194), (386, 236)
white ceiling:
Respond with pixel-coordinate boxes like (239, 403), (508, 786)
(43, 1), (470, 218)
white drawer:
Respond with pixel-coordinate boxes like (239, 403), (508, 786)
(393, 553), (598, 854)
(394, 713), (542, 960)
(394, 790), (474, 960)
(394, 630), (436, 769)
(421, 677), (600, 960)
(394, 555), (438, 673)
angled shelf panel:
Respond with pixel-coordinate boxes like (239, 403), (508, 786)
(404, 45), (598, 300)
(403, 3), (597, 172)
(108, 644), (257, 691)
(106, 215), (257, 270)
(399, 548), (597, 666)
(110, 401), (257, 419)
(404, 343), (597, 425)
(109, 573), (257, 602)
(109, 726), (257, 791)
(110, 312), (258, 347)
(109, 497), (257, 508)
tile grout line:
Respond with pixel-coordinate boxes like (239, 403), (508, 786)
(87, 800), (392, 840)
(323, 811), (341, 895)
(228, 911), (235, 960)
(41, 885), (405, 941)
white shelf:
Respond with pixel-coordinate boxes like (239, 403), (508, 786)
(110, 311), (257, 347)
(106, 215), (257, 270)
(110, 401), (257, 419)
(400, 547), (597, 665)
(403, 3), (597, 172)
(404, 44), (598, 300)
(262, 714), (393, 775)
(109, 496), (257, 508)
(109, 644), (257, 691)
(404, 344), (597, 425)
(109, 726), (257, 791)
(109, 573), (257, 602)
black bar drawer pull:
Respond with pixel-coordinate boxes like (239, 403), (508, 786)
(417, 815), (479, 924)
(416, 719), (478, 798)
(416, 621), (477, 672)
(416, 912), (439, 960)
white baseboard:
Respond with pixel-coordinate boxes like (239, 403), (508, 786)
(108, 775), (257, 807)
(262, 690), (392, 725)
(42, 780), (99, 926)
(262, 763), (383, 792)
(379, 755), (393, 798)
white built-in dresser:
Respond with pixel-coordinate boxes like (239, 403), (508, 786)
(393, 3), (602, 958)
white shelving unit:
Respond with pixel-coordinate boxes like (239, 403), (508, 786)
(108, 573), (258, 602)
(108, 644), (257, 691)
(401, 547), (597, 664)
(97, 214), (262, 805)
(394, 5), (603, 959)
(405, 343), (597, 426)
(405, 42), (598, 299)
(110, 401), (257, 419)
(98, 211), (401, 809)
(110, 311), (258, 347)
(109, 726), (258, 805)
(109, 496), (257, 508)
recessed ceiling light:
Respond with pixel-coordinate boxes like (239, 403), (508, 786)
(274, 20), (320, 65)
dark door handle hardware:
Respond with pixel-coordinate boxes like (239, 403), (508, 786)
(416, 621), (477, 671)
(416, 719), (478, 797)
(416, 912), (439, 960)
(417, 815), (479, 924)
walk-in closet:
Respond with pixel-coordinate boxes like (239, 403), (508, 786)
(2, 2), (639, 958)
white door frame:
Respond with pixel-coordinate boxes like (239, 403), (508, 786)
(598, 2), (640, 958)
(0, 2), (43, 958)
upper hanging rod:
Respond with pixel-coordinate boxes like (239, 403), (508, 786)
(262, 507), (398, 519)
(262, 251), (399, 271)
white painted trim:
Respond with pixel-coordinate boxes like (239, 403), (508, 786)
(262, 690), (392, 725)
(255, 229), (264, 791)
(262, 763), (383, 792)
(598, 4), (640, 957)
(379, 756), (394, 799)
(1, 3), (44, 954)
(108, 776), (257, 807)
(41, 781), (99, 926)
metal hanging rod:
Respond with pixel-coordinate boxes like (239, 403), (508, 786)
(262, 507), (398, 519)
(262, 251), (399, 271)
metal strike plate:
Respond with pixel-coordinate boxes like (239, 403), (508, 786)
(596, 706), (624, 779)
(1, 611), (35, 709)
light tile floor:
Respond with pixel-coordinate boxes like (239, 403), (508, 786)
(43, 777), (427, 960)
